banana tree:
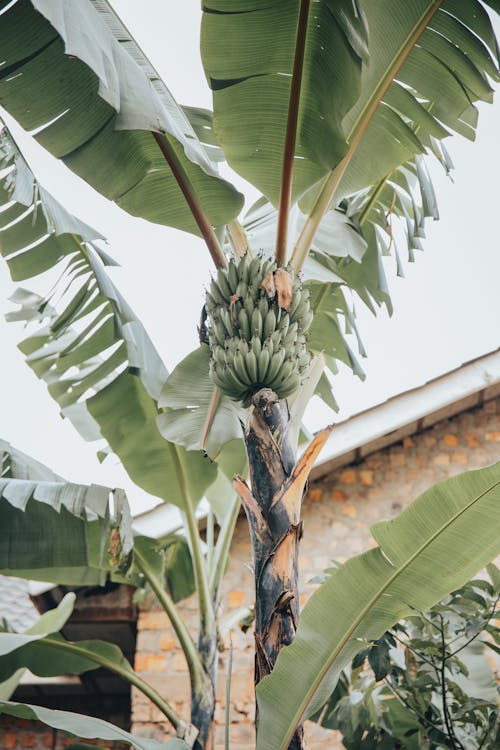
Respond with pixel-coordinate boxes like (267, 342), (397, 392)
(0, 1), (499, 749)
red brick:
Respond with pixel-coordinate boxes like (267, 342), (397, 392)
(228, 591), (246, 608)
(433, 453), (450, 466)
(3, 733), (18, 750)
(339, 470), (356, 484)
(308, 488), (322, 503)
(138, 611), (170, 630)
(135, 653), (167, 672)
(332, 489), (347, 502)
(20, 735), (36, 748)
(465, 433), (480, 447)
(159, 634), (176, 651)
(486, 431), (500, 442)
(359, 470), (374, 486)
(443, 434), (459, 446)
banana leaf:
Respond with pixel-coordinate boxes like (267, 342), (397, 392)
(0, 701), (188, 750)
(0, 121), (217, 508)
(0, 440), (132, 585)
(0, 0), (243, 235)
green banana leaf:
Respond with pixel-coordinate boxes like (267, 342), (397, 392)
(202, 1), (498, 213)
(0, 440), (132, 585)
(131, 535), (196, 605)
(255, 462), (500, 750)
(0, 593), (74, 657)
(0, 0), (243, 235)
(0, 701), (188, 750)
(0, 121), (217, 508)
(0, 592), (74, 700)
(0, 633), (133, 684)
(157, 346), (246, 459)
(201, 0), (368, 204)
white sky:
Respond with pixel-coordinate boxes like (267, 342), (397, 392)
(0, 1), (499, 514)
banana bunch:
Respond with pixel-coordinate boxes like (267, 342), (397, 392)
(206, 255), (313, 406)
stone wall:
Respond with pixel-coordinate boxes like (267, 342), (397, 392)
(131, 396), (500, 749)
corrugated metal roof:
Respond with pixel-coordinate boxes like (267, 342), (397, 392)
(312, 347), (500, 480)
(0, 575), (39, 632)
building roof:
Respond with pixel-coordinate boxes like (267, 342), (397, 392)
(0, 576), (39, 631)
(311, 347), (500, 480)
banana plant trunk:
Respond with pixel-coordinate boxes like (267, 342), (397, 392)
(190, 645), (216, 750)
(234, 388), (331, 750)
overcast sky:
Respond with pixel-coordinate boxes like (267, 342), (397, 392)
(0, 1), (499, 514)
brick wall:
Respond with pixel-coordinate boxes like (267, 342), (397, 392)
(131, 396), (500, 749)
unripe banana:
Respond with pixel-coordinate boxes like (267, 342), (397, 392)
(257, 349), (270, 382)
(249, 257), (261, 278)
(258, 298), (269, 318)
(213, 320), (227, 346)
(238, 309), (250, 340)
(270, 330), (282, 349)
(283, 322), (299, 349)
(246, 349), (258, 382)
(276, 373), (301, 398)
(233, 351), (251, 385)
(205, 291), (218, 313)
(265, 348), (286, 384)
(216, 269), (232, 300)
(279, 316), (289, 338)
(214, 347), (226, 367)
(209, 368), (227, 392)
(268, 359), (294, 390)
(261, 258), (275, 278)
(299, 308), (313, 333)
(290, 291), (310, 323)
(264, 309), (277, 338)
(244, 296), (254, 319)
(225, 364), (248, 393)
(207, 254), (311, 404)
(251, 336), (262, 358)
(251, 308), (263, 339)
(227, 259), (239, 290)
(236, 281), (248, 298)
(220, 308), (235, 337)
(263, 337), (274, 359)
(210, 279), (226, 306)
(238, 257), (250, 284)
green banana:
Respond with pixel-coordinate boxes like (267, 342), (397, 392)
(206, 254), (312, 404)
(238, 308), (251, 340)
(251, 308), (263, 339)
(264, 309), (277, 338)
(257, 349), (270, 382)
(246, 349), (258, 382)
(251, 336), (262, 358)
(216, 268), (232, 300)
(227, 259), (239, 290)
(265, 348), (286, 384)
(210, 279), (226, 306)
(233, 351), (251, 385)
